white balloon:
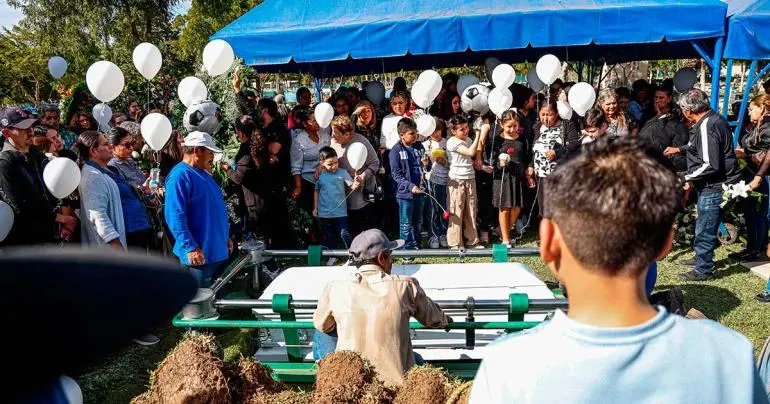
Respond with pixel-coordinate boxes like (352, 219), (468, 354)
(202, 39), (235, 77)
(536, 54), (561, 86)
(456, 74), (480, 98)
(59, 376), (83, 404)
(132, 43), (163, 81)
(43, 157), (81, 199)
(568, 82), (597, 117)
(141, 113), (173, 151)
(0, 200), (13, 243)
(314, 102), (334, 129)
(527, 69), (545, 92)
(492, 64), (516, 89)
(411, 86), (432, 109)
(177, 77), (208, 108)
(92, 103), (112, 131)
(365, 82), (385, 105)
(414, 70), (442, 105)
(86, 61), (125, 103)
(416, 114), (437, 138)
(48, 56), (68, 79)
(674, 68), (698, 92)
(557, 100), (573, 120)
(488, 88), (513, 117)
(346, 142), (368, 171)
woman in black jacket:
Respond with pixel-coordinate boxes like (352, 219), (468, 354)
(639, 85), (689, 172)
(733, 94), (770, 262)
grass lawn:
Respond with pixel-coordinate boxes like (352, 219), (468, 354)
(75, 237), (770, 403)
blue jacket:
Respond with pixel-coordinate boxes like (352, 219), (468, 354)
(389, 141), (425, 200)
(164, 163), (229, 266)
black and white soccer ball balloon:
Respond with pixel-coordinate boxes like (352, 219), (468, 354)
(183, 100), (222, 134)
(461, 84), (490, 114)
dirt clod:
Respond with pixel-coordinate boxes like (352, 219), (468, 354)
(149, 333), (230, 404)
(393, 366), (450, 404)
(314, 351), (383, 403)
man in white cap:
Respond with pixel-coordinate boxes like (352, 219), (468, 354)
(313, 228), (452, 386)
(164, 131), (232, 285)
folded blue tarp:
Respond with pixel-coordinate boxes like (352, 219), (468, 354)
(213, 0), (727, 75)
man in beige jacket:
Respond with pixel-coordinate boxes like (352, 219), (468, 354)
(312, 229), (451, 386)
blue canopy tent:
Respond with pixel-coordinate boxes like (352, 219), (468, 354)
(722, 0), (770, 142)
(213, 0), (728, 107)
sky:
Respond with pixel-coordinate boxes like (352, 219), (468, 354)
(0, 0), (192, 30)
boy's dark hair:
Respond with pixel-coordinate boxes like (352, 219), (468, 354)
(258, 98), (278, 118)
(583, 108), (607, 129)
(448, 114), (468, 128)
(397, 117), (417, 136)
(542, 137), (681, 274)
(296, 87), (311, 99)
(318, 146), (337, 161)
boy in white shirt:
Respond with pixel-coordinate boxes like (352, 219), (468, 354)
(470, 138), (768, 404)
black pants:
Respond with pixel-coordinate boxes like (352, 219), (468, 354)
(349, 204), (375, 238)
(126, 227), (155, 254)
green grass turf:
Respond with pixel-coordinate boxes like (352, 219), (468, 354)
(75, 238), (770, 403)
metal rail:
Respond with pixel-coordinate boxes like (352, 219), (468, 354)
(172, 316), (542, 331)
(215, 297), (567, 311)
(261, 247), (539, 258)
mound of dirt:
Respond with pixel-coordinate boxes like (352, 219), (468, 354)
(263, 389), (313, 404)
(393, 366), (450, 404)
(149, 334), (230, 403)
(314, 351), (386, 404)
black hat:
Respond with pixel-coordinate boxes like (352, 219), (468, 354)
(0, 109), (37, 130)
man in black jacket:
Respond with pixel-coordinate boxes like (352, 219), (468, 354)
(0, 110), (75, 246)
(671, 90), (742, 281)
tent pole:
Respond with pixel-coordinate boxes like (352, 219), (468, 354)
(734, 60), (758, 147)
(722, 59), (733, 118)
(690, 41), (714, 71)
(709, 37), (724, 111)
(312, 76), (323, 103)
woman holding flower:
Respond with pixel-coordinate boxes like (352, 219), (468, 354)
(732, 94), (770, 261)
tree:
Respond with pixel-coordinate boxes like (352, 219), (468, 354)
(171, 0), (262, 70)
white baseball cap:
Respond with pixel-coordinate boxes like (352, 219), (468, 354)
(184, 131), (222, 153)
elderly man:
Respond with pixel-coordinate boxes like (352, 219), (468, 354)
(665, 89), (741, 280)
(165, 131), (232, 286)
(313, 229), (451, 386)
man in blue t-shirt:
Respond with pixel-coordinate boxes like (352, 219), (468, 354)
(165, 131), (232, 286)
(470, 138), (768, 403)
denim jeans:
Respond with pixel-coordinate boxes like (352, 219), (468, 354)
(694, 191), (723, 275)
(743, 178), (769, 254)
(397, 195), (425, 249)
(321, 217), (352, 250)
(189, 259), (229, 287)
(312, 329), (424, 365)
(426, 182), (448, 239)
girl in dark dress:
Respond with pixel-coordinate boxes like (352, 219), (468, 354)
(491, 110), (526, 247)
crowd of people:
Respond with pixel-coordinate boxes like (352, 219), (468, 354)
(1, 69), (770, 355)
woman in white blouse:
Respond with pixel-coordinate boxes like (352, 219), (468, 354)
(290, 107), (332, 217)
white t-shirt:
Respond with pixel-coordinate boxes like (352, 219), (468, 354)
(446, 136), (475, 180)
(469, 308), (767, 404)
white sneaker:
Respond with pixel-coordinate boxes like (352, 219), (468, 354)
(326, 257), (338, 266)
(473, 244), (486, 249)
(429, 236), (440, 249)
(439, 235), (448, 248)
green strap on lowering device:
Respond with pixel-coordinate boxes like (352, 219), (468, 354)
(507, 293), (529, 332)
(492, 243), (509, 263)
(308, 245), (323, 266)
(272, 294), (303, 362)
